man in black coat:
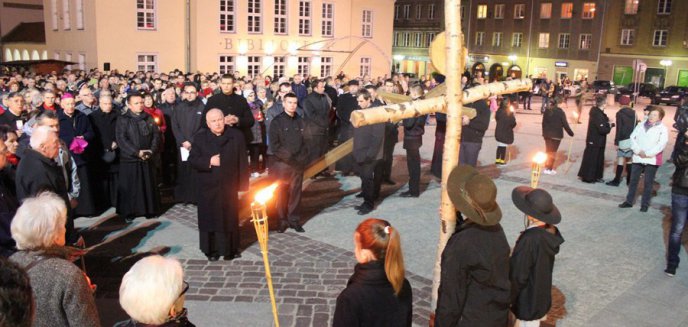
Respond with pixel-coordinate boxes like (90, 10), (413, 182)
(302, 79), (332, 170)
(578, 96), (613, 183)
(400, 85), (426, 197)
(0, 139), (19, 257)
(0, 92), (27, 132)
(172, 84), (205, 204)
(158, 87), (180, 187)
(335, 80), (360, 175)
(460, 98), (491, 167)
(189, 109), (249, 261)
(203, 74), (255, 146)
(268, 93), (308, 233)
(367, 83), (398, 184)
(352, 90), (385, 216)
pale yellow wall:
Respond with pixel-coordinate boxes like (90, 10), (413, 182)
(43, 0), (98, 69)
(0, 0), (44, 38)
(2, 42), (49, 61)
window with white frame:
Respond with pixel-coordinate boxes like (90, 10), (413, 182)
(426, 32), (436, 47)
(137, 54), (157, 72)
(495, 4), (505, 19)
(414, 32), (423, 47)
(50, 0), (58, 30)
(297, 57), (310, 76)
(360, 57), (371, 77)
(512, 33), (523, 47)
(247, 0), (262, 33)
(394, 5), (400, 20)
(320, 57), (333, 78)
(274, 0), (287, 34)
(247, 56), (262, 77)
(475, 32), (485, 46)
(137, 0), (155, 30)
(322, 3), (334, 37)
(299, 1), (311, 35)
(63, 0), (71, 30)
(540, 3), (552, 19)
(78, 54), (85, 70)
(621, 29), (635, 45)
(579, 34), (592, 49)
(273, 56), (285, 78)
(429, 4), (435, 19)
(558, 33), (570, 48)
(582, 3), (595, 19)
(393, 32), (400, 47)
(219, 56), (235, 74)
(477, 5), (487, 19)
(76, 0), (84, 29)
(493, 32), (503, 47)
(402, 32), (410, 47)
(220, 0), (235, 32)
(653, 30), (668, 47)
(403, 5), (410, 19)
(416, 4), (422, 20)
(362, 10), (373, 38)
(514, 4), (526, 19)
(624, 0), (639, 14)
(658, 0), (671, 14)
(561, 2), (573, 18)
(538, 33), (550, 48)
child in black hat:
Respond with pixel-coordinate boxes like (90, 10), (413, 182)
(509, 186), (565, 326)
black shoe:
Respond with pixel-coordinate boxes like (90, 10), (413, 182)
(354, 204), (363, 210)
(293, 225), (305, 233)
(224, 253), (242, 260)
(355, 192), (364, 198)
(581, 179), (595, 184)
(400, 191), (419, 198)
(640, 205), (649, 212)
(277, 222), (288, 233)
(618, 202), (633, 208)
(207, 255), (220, 262)
(606, 180), (620, 186)
(357, 206), (373, 215)
(382, 179), (396, 185)
(595, 178), (605, 183)
(665, 267), (676, 277)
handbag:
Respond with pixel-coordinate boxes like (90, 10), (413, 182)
(618, 139), (632, 150)
(102, 150), (116, 163)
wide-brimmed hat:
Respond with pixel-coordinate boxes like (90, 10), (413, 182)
(447, 165), (502, 226)
(512, 186), (561, 225)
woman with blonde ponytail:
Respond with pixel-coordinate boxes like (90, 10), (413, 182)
(333, 218), (412, 327)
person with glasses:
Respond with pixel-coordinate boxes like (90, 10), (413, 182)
(116, 255), (195, 326)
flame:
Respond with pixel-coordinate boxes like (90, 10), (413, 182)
(254, 183), (279, 205)
(572, 111), (578, 119)
(533, 152), (547, 165)
(509, 105), (514, 112)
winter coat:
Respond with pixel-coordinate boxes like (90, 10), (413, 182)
(542, 107), (574, 140)
(461, 100), (491, 144)
(402, 114), (426, 150)
(495, 106), (517, 144)
(0, 169), (18, 257)
(204, 92), (255, 145)
(58, 109), (95, 166)
(116, 111), (161, 163)
(265, 101), (283, 154)
(292, 82), (308, 105)
(614, 107), (636, 146)
(333, 261), (413, 327)
(302, 92), (331, 136)
(353, 119), (385, 164)
(89, 109), (119, 159)
(510, 226), (565, 321)
(584, 106), (612, 147)
(172, 99), (205, 147)
(16, 148), (70, 207)
(268, 112), (309, 169)
(672, 140), (688, 196)
(629, 121), (668, 165)
(336, 93), (358, 137)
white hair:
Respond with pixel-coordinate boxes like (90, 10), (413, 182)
(11, 192), (67, 250)
(119, 255), (184, 325)
(29, 125), (55, 150)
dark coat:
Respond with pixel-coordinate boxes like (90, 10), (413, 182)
(116, 111), (160, 163)
(614, 107), (636, 145)
(16, 148), (69, 205)
(494, 106), (517, 144)
(333, 261), (413, 327)
(268, 112), (309, 169)
(204, 92), (255, 145)
(435, 223), (511, 327)
(302, 92), (331, 136)
(402, 113), (426, 150)
(89, 109), (119, 168)
(0, 169), (18, 257)
(672, 140), (688, 196)
(510, 226), (565, 321)
(431, 113), (446, 178)
(172, 99), (205, 147)
(324, 85), (339, 108)
(114, 316), (195, 327)
(58, 109), (95, 166)
(0, 110), (26, 131)
(336, 93), (358, 139)
(292, 82), (308, 105)
(189, 128), (249, 233)
(353, 120), (385, 164)
(542, 107), (574, 140)
(461, 101), (491, 144)
(585, 106), (612, 147)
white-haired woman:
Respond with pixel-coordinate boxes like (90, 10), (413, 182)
(116, 255), (195, 327)
(9, 192), (100, 327)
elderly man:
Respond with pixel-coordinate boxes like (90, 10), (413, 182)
(0, 92), (26, 132)
(189, 109), (249, 261)
(76, 87), (98, 115)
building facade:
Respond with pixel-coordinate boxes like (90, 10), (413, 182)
(41, 0), (394, 78)
(598, 0), (688, 88)
(392, 0), (444, 77)
(0, 0), (44, 62)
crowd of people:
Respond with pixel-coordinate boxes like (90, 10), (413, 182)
(0, 65), (686, 326)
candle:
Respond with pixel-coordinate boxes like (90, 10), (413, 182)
(250, 183), (280, 327)
(531, 152), (547, 188)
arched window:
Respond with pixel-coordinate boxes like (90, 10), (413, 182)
(22, 49), (29, 60)
(31, 50), (40, 60)
(13, 49), (20, 60)
(41, 50), (48, 60)
(4, 48), (12, 61)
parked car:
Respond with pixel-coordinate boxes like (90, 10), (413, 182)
(592, 80), (615, 94)
(652, 86), (688, 106)
(615, 83), (658, 101)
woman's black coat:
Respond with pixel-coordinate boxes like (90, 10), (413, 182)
(614, 107), (636, 145)
(585, 106), (612, 147)
(542, 107), (574, 140)
(494, 106), (517, 144)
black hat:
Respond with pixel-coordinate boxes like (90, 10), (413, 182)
(512, 186), (561, 225)
(447, 165), (502, 226)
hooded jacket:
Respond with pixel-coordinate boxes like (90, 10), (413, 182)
(495, 106), (517, 144)
(509, 226), (565, 321)
(541, 107), (574, 140)
(614, 107), (636, 146)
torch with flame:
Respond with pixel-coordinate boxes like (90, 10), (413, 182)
(251, 183), (280, 327)
(531, 152), (547, 188)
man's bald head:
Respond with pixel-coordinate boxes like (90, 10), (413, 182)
(206, 108), (225, 135)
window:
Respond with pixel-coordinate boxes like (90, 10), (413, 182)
(362, 10), (373, 38)
(653, 30), (668, 47)
(495, 4), (505, 19)
(493, 32), (503, 47)
(137, 54), (157, 72)
(247, 56), (261, 77)
(658, 0), (671, 14)
(416, 5), (422, 20)
(273, 56), (285, 78)
(274, 0), (287, 34)
(63, 0), (71, 30)
(247, 0), (262, 33)
(514, 4), (526, 19)
(403, 5), (410, 19)
(299, 1), (311, 35)
(579, 34), (592, 49)
(512, 33), (523, 47)
(220, 0), (235, 32)
(426, 32), (436, 47)
(402, 32), (410, 47)
(477, 5), (487, 19)
(624, 0), (639, 14)
(558, 33), (570, 48)
(621, 29), (635, 45)
(414, 32), (423, 47)
(393, 32), (400, 47)
(360, 57), (371, 77)
(561, 3), (573, 18)
(322, 3), (334, 37)
(540, 3), (552, 19)
(50, 0), (58, 30)
(136, 0), (155, 30)
(428, 4), (435, 19)
(65, 53), (72, 69)
(538, 33), (550, 48)
(76, 0), (84, 29)
(54, 51), (60, 60)
(321, 57), (333, 78)
(78, 54), (85, 70)
(582, 3), (595, 19)
(394, 5), (400, 20)
(219, 56), (235, 74)
(475, 32), (485, 46)
(297, 57), (310, 76)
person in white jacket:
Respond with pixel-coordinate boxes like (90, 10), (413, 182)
(619, 106), (669, 212)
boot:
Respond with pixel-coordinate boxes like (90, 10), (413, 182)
(606, 165), (624, 186)
(626, 163), (633, 185)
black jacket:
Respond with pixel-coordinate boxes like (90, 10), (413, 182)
(16, 148), (69, 206)
(302, 92), (331, 136)
(89, 109), (119, 156)
(0, 169), (18, 257)
(402, 114), (426, 149)
(494, 106), (517, 144)
(204, 92), (255, 145)
(333, 261), (413, 327)
(0, 110), (26, 131)
(324, 85), (339, 108)
(337, 93), (358, 132)
(116, 111), (160, 163)
(672, 140), (688, 196)
(268, 112), (308, 168)
(172, 99), (205, 147)
(614, 107), (636, 145)
(585, 106), (612, 147)
(542, 107), (574, 140)
(435, 223), (511, 327)
(57, 110), (95, 166)
(353, 120), (385, 164)
(461, 100), (491, 144)
(510, 226), (564, 321)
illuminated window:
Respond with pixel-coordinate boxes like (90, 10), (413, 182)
(477, 5), (487, 19)
(561, 3), (573, 18)
(624, 0), (639, 14)
(540, 3), (552, 19)
(582, 3), (595, 19)
(538, 33), (550, 48)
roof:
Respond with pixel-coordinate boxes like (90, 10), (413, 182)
(0, 22), (45, 43)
